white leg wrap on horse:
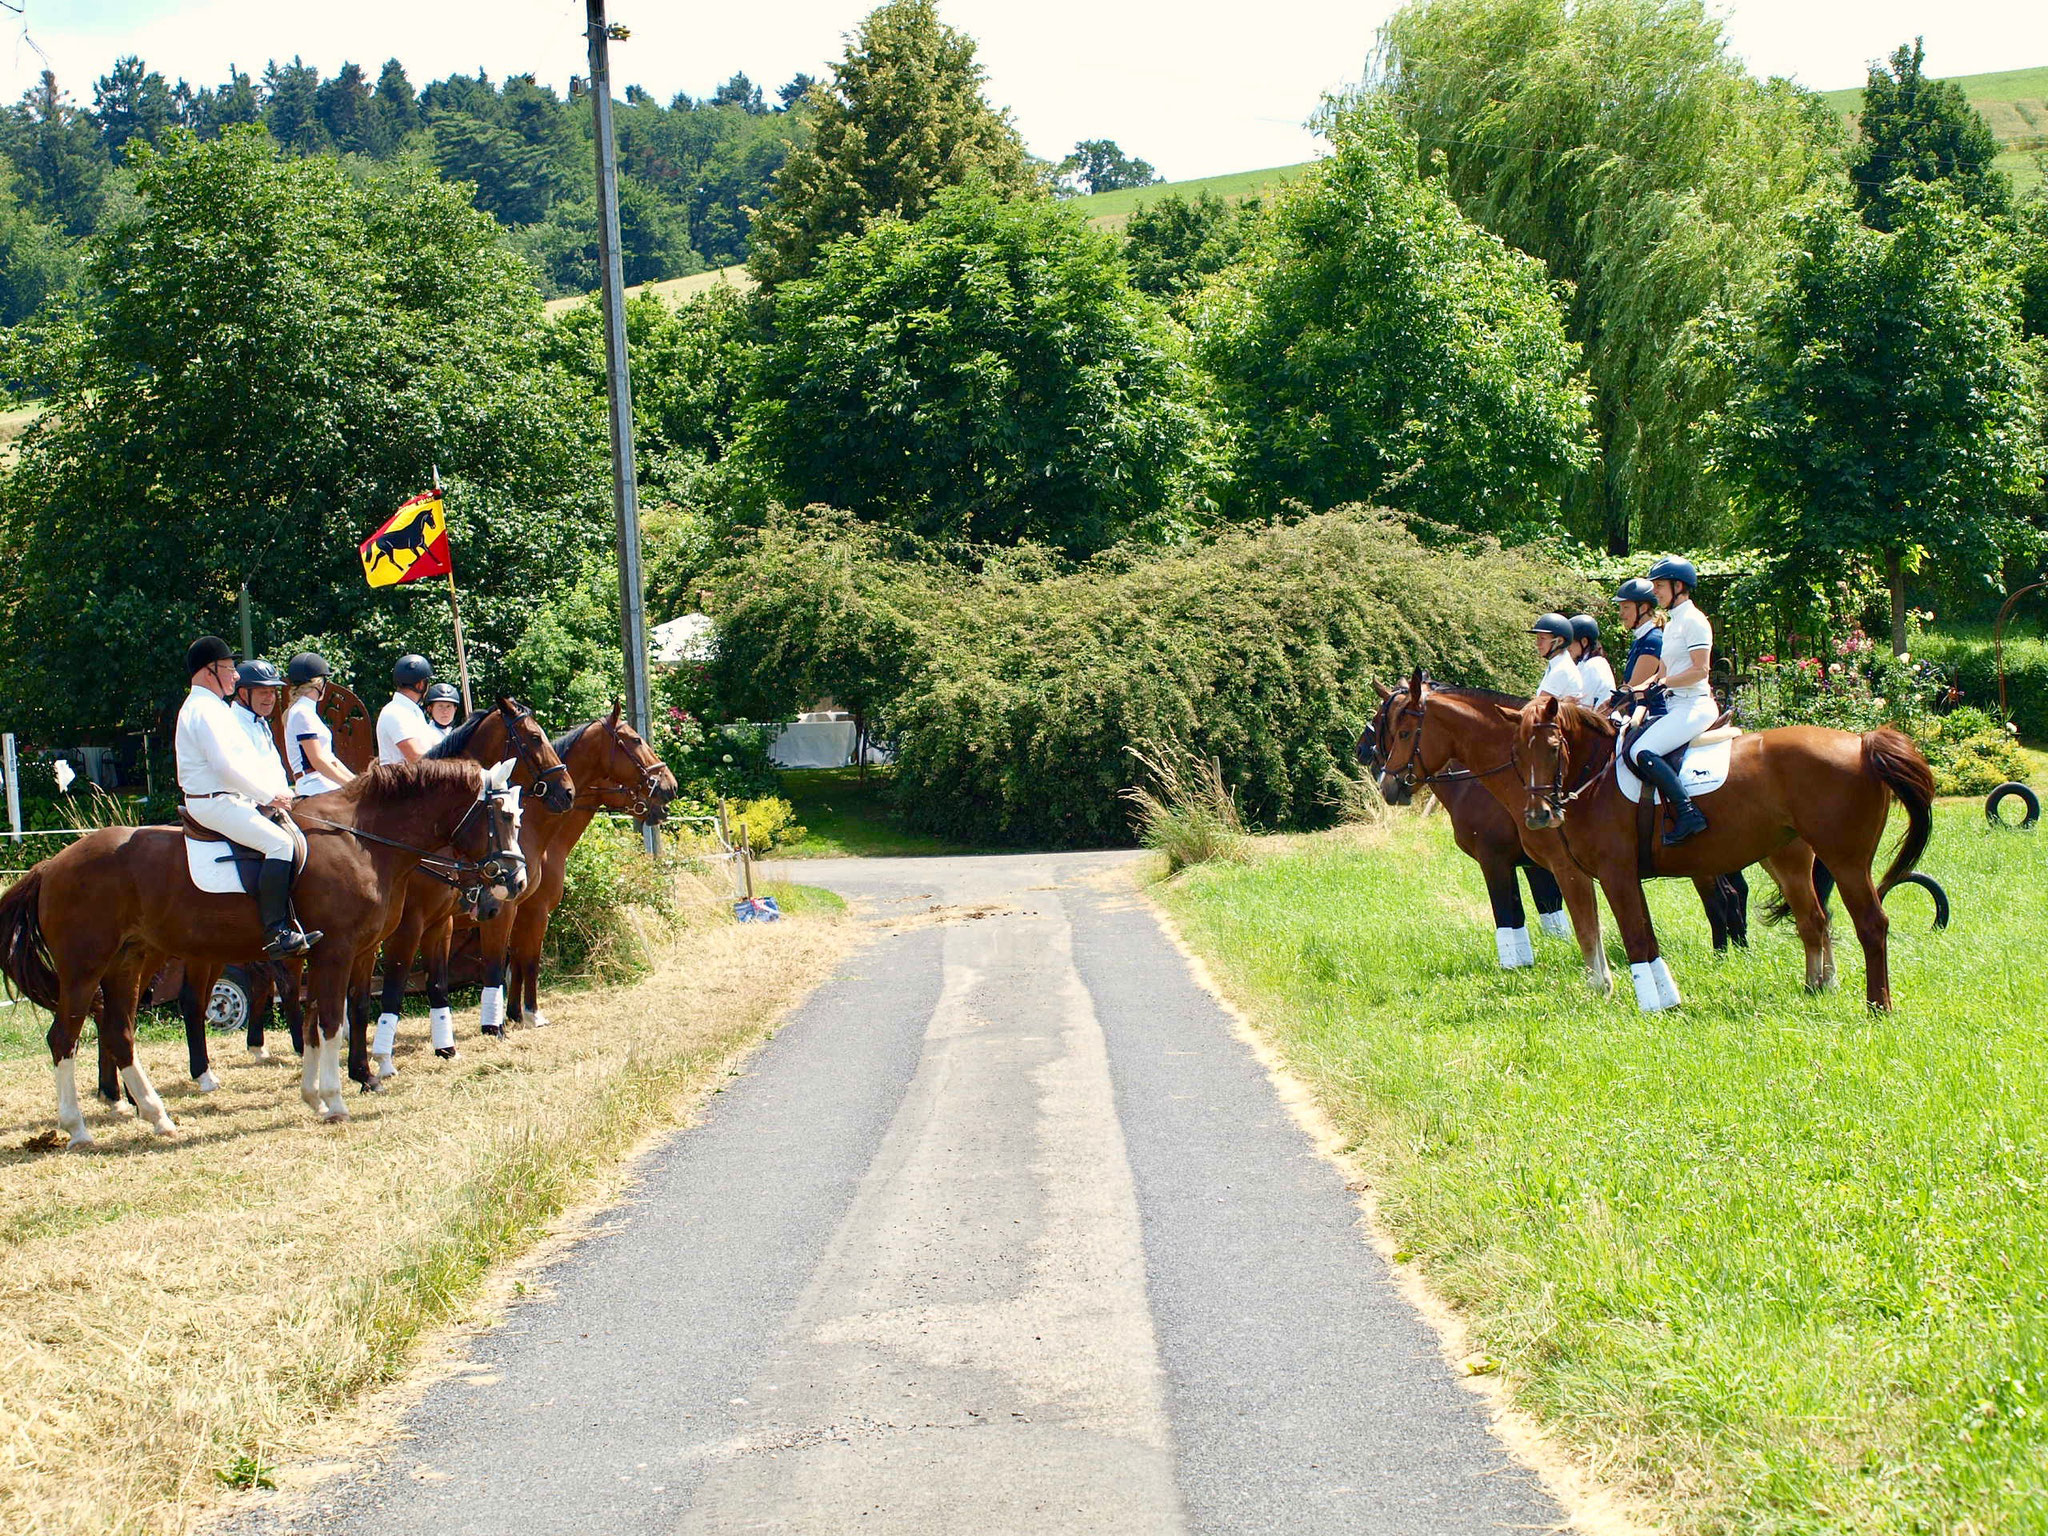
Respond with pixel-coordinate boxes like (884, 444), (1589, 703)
(430, 1006), (455, 1051)
(1495, 927), (1534, 969)
(372, 1012), (399, 1057)
(530, 1009), (550, 1030)
(479, 986), (505, 1034)
(196, 1070), (220, 1093)
(1537, 909), (1572, 940)
(1650, 955), (1682, 1010)
(54, 1057), (90, 1144)
(120, 1064), (176, 1136)
(1631, 961), (1666, 1013)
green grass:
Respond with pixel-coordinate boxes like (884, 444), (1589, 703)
(541, 264), (753, 317)
(1159, 803), (2048, 1534)
(1067, 161), (1317, 230)
(767, 768), (977, 859)
(754, 879), (847, 916)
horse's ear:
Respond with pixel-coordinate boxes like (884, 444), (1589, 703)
(1539, 694), (1559, 722)
(1406, 667), (1424, 700)
(497, 695), (516, 715)
(485, 759), (514, 790)
(1373, 679), (1393, 700)
(608, 699), (622, 725)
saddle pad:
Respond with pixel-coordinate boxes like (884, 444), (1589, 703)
(1616, 735), (1736, 804)
(185, 836), (253, 894)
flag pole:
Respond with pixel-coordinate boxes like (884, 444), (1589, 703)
(433, 464), (475, 714)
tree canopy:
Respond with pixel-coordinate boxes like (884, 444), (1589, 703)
(1706, 185), (2043, 654)
(1376, 0), (1838, 552)
(1194, 101), (1591, 537)
(1057, 140), (1160, 196)
(1849, 39), (2009, 232)
(746, 0), (1039, 287)
(0, 128), (606, 736)
(740, 185), (1213, 553)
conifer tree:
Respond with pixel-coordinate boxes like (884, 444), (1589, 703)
(1849, 38), (2008, 232)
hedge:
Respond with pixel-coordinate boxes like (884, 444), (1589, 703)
(1915, 627), (2048, 745)
(711, 508), (1589, 848)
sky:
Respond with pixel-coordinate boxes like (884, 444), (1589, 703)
(4, 0), (2045, 183)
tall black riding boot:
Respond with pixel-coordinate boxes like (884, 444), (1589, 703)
(1634, 753), (1707, 845)
(257, 858), (320, 958)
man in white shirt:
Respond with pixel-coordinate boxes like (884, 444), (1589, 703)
(284, 651), (355, 796)
(1629, 557), (1717, 845)
(176, 636), (318, 958)
(1529, 612), (1584, 702)
(377, 653), (439, 765)
(230, 659), (289, 774)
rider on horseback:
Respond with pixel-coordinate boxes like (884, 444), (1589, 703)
(1627, 558), (1716, 846)
(230, 659), (288, 774)
(422, 681), (463, 739)
(1569, 617), (1615, 710)
(377, 654), (439, 766)
(176, 636), (320, 958)
(1529, 612), (1584, 701)
(284, 651), (355, 796)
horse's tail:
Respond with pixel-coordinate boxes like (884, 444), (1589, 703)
(1861, 726), (1936, 897)
(0, 867), (59, 1012)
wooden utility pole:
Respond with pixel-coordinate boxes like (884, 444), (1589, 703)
(586, 0), (658, 856)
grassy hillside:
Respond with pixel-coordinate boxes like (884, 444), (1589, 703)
(1821, 62), (2047, 193)
(542, 264), (755, 318)
(1067, 161), (1318, 230)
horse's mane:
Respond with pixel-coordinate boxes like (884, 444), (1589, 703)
(334, 758), (479, 810)
(1549, 697), (1619, 738)
(425, 707), (495, 759)
(1431, 683), (1529, 710)
(552, 720), (594, 759)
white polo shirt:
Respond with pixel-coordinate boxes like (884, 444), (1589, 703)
(1579, 654), (1617, 710)
(1660, 600), (1714, 698)
(176, 686), (288, 804)
(376, 692), (436, 765)
(286, 693), (341, 793)
(1538, 650), (1584, 702)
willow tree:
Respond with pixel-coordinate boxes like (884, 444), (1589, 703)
(747, 0), (1038, 286)
(1375, 0), (1837, 552)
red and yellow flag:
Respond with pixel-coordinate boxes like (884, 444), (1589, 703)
(359, 491), (453, 589)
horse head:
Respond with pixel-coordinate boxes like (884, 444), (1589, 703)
(569, 701), (680, 825)
(1376, 671), (1433, 806)
(1517, 693), (1615, 832)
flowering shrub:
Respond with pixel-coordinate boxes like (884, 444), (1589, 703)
(649, 706), (779, 801)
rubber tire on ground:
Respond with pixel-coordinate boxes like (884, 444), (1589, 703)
(206, 966), (254, 1034)
(1985, 781), (2040, 830)
(1810, 865), (1951, 930)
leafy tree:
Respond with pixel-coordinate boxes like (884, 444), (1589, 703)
(1057, 139), (1158, 195)
(741, 184), (1212, 553)
(1705, 186), (2043, 655)
(1849, 39), (2008, 232)
(261, 57), (329, 155)
(6, 72), (108, 236)
(92, 56), (177, 161)
(777, 74), (818, 111)
(512, 174), (698, 293)
(710, 73), (766, 114)
(1195, 101), (1590, 537)
(748, 0), (1039, 286)
(0, 183), (77, 325)
(1377, 0), (1838, 551)
(2017, 197), (2048, 341)
(1123, 190), (1259, 301)
(0, 128), (606, 737)
(432, 109), (572, 225)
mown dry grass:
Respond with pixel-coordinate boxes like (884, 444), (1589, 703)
(0, 872), (853, 1536)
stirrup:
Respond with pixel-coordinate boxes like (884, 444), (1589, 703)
(1662, 805), (1708, 846)
(263, 923), (320, 958)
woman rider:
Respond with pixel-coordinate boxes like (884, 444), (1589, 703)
(422, 682), (463, 740)
(1529, 612), (1584, 701)
(1569, 616), (1615, 710)
(283, 652), (356, 797)
(1628, 557), (1715, 845)
(1611, 578), (1663, 706)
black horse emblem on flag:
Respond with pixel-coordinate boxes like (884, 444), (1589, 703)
(359, 493), (451, 588)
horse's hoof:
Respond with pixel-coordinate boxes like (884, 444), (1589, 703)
(247, 1046), (275, 1063)
(195, 1071), (220, 1094)
(376, 1055), (398, 1080)
(66, 1131), (94, 1149)
(480, 1026), (502, 1039)
(359, 1076), (384, 1095)
(149, 1118), (178, 1139)
(321, 1109), (349, 1124)
(530, 1012), (551, 1029)
(434, 1046), (458, 1061)
(301, 1090), (325, 1114)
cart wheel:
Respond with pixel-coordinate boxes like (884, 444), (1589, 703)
(1985, 782), (2040, 830)
(206, 966), (254, 1034)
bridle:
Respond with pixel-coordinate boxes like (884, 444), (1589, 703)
(497, 703), (573, 810)
(1515, 708), (1612, 826)
(1376, 688), (1517, 801)
(571, 716), (676, 824)
(299, 776), (527, 894)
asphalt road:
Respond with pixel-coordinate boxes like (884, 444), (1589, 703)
(228, 851), (1561, 1536)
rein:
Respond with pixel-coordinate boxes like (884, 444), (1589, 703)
(296, 784), (521, 890)
(1381, 692), (1517, 794)
(568, 716), (674, 821)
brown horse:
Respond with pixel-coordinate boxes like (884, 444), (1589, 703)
(1361, 687), (1747, 967)
(1512, 691), (1934, 1011)
(377, 705), (676, 1052)
(138, 697), (575, 1102)
(0, 759), (525, 1146)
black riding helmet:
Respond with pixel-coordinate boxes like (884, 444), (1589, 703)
(422, 682), (462, 708)
(1646, 556), (1698, 593)
(393, 653), (433, 689)
(1529, 612), (1575, 644)
(186, 635), (234, 676)
(286, 651), (330, 686)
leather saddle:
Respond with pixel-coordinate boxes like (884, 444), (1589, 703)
(180, 807), (309, 897)
(1622, 709), (1735, 875)
(1620, 709), (1735, 778)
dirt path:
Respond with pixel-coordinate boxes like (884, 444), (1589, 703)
(225, 852), (1563, 1534)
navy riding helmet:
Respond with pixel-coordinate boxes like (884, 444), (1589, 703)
(1529, 612), (1575, 644)
(1646, 556), (1698, 590)
(1614, 577), (1656, 606)
(235, 659), (284, 690)
(393, 653), (434, 689)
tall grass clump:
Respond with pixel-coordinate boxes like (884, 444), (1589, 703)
(1121, 746), (1249, 872)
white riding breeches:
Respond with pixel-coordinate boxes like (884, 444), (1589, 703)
(1631, 691), (1720, 765)
(185, 795), (297, 860)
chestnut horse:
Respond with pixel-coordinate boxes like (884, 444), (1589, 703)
(377, 706), (676, 1050)
(135, 697), (574, 1101)
(1361, 687), (1747, 966)
(1513, 691), (1934, 1011)
(0, 759), (526, 1146)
